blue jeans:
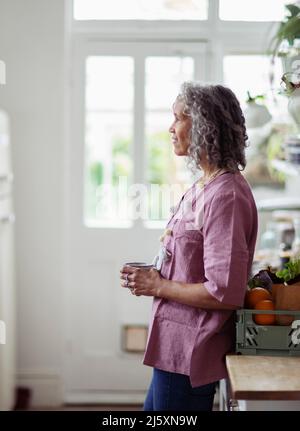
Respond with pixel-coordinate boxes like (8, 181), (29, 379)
(143, 368), (217, 411)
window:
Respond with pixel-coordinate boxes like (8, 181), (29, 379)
(83, 48), (202, 227)
(85, 56), (134, 225)
(224, 55), (291, 190)
(223, 54), (289, 132)
(223, 55), (284, 110)
(74, 0), (208, 20)
(219, 0), (289, 22)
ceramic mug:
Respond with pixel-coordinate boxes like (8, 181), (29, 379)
(124, 262), (154, 270)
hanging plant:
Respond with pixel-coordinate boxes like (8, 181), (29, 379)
(270, 3), (300, 59)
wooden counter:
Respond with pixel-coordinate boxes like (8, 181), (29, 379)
(226, 355), (300, 400)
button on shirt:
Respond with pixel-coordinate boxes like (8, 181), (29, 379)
(143, 172), (258, 387)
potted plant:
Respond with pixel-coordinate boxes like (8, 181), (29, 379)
(270, 3), (300, 73)
(275, 258), (300, 324)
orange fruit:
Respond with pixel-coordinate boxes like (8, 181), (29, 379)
(244, 287), (272, 309)
(253, 299), (276, 325)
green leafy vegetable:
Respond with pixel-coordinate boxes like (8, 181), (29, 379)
(276, 258), (300, 284)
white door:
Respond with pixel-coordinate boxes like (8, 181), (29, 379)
(64, 40), (207, 403)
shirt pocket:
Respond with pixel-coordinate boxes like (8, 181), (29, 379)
(160, 219), (204, 281)
(173, 219), (205, 283)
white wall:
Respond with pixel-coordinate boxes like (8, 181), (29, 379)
(0, 0), (66, 406)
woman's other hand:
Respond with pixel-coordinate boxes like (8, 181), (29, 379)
(120, 266), (163, 297)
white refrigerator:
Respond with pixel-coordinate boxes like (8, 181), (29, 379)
(0, 108), (16, 410)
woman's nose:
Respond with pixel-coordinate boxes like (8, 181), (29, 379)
(169, 122), (175, 133)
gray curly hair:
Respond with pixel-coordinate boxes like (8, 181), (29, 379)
(177, 81), (248, 172)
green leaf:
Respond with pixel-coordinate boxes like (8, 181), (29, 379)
(276, 258), (300, 282)
(269, 4), (300, 57)
(285, 4), (300, 19)
(276, 15), (300, 40)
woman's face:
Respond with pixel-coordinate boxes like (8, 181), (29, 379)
(169, 100), (192, 156)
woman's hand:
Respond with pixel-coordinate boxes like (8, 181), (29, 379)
(120, 266), (163, 297)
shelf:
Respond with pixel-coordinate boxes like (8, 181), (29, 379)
(271, 159), (300, 177)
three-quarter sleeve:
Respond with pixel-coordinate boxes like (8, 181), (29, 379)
(203, 191), (250, 307)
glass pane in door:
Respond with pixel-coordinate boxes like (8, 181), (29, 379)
(145, 56), (194, 223)
(84, 56), (134, 226)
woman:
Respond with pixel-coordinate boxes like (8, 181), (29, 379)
(120, 82), (258, 411)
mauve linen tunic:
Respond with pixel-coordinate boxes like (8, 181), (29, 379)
(143, 172), (258, 387)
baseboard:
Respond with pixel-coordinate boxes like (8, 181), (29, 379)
(16, 371), (219, 408)
(17, 370), (63, 408)
(65, 387), (219, 407)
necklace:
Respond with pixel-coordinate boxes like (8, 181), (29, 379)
(197, 168), (226, 189)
